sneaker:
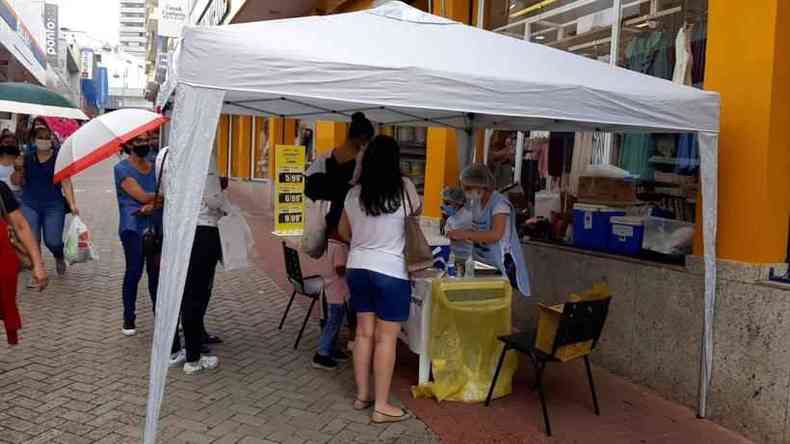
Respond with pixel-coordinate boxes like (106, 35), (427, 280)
(56, 258), (66, 276)
(169, 349), (186, 368)
(121, 320), (136, 337)
(312, 353), (338, 370)
(183, 355), (219, 375)
(331, 350), (350, 362)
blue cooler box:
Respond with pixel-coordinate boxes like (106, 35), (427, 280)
(573, 204), (626, 251)
(608, 216), (645, 255)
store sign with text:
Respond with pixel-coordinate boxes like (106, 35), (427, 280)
(274, 145), (306, 235)
(44, 3), (58, 66)
(80, 48), (94, 80)
(159, 0), (189, 37)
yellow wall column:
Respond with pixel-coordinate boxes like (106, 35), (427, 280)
(231, 116), (252, 179)
(422, 0), (476, 219)
(423, 128), (460, 218)
(703, 0), (790, 263)
(268, 118), (298, 180)
(216, 115), (230, 177)
(315, 121), (348, 156)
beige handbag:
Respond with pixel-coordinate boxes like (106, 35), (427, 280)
(403, 187), (433, 274)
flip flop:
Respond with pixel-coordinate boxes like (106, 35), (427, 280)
(371, 409), (411, 424)
(353, 399), (374, 411)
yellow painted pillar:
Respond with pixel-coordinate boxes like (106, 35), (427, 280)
(423, 128), (460, 219)
(315, 121), (348, 156)
(422, 0), (475, 219)
(701, 0), (790, 263)
(268, 118), (298, 180)
(216, 115), (230, 177)
(231, 116), (252, 179)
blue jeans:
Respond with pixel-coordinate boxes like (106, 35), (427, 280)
(318, 303), (346, 357)
(120, 230), (160, 323)
(21, 201), (65, 258)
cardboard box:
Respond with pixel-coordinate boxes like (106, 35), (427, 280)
(578, 176), (638, 203)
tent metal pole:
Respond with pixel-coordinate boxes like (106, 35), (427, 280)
(476, 0), (486, 28)
(483, 128), (493, 164)
(514, 131), (525, 184)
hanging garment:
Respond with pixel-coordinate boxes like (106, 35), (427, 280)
(548, 132), (574, 178)
(472, 192), (530, 297)
(625, 30), (672, 80)
(619, 134), (655, 180)
(673, 25), (694, 85)
(675, 134), (700, 175)
(529, 138), (549, 179)
(691, 22), (708, 87)
(569, 132), (594, 195)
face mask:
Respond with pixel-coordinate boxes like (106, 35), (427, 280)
(0, 145), (19, 156)
(442, 204), (458, 218)
(36, 139), (52, 151)
(132, 145), (151, 158)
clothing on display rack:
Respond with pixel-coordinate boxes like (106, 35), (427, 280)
(569, 132), (594, 195)
(548, 132), (574, 178)
(527, 136), (549, 179)
(673, 23), (693, 85)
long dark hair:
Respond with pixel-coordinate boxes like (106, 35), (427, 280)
(358, 135), (404, 217)
(348, 112), (374, 143)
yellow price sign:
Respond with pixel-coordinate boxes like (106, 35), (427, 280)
(274, 145), (306, 235)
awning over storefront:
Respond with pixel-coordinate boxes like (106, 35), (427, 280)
(148, 3), (722, 443)
(0, 0), (48, 85)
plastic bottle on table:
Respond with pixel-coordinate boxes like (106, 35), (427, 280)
(464, 255), (475, 278)
(447, 251), (457, 277)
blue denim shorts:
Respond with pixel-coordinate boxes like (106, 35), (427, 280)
(346, 269), (411, 322)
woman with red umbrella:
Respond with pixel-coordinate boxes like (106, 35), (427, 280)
(114, 133), (161, 337)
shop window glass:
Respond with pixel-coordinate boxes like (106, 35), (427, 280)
(252, 118), (269, 180)
(482, 0), (709, 262)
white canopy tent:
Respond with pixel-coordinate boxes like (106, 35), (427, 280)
(147, 2), (720, 442)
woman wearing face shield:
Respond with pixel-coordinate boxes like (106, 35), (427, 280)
(114, 133), (161, 336)
(16, 121), (78, 278)
(446, 164), (531, 296)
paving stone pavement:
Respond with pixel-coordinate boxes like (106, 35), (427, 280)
(0, 161), (438, 444)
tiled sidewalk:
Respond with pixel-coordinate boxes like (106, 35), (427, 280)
(0, 162), (436, 444)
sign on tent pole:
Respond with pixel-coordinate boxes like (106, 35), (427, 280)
(273, 145), (306, 235)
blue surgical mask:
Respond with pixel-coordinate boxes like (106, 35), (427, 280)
(442, 204), (458, 217)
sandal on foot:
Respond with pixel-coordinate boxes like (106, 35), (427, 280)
(372, 409), (411, 424)
(353, 399), (374, 411)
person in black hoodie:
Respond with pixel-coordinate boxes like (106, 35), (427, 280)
(304, 112), (374, 369)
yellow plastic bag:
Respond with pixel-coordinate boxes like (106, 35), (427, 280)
(413, 278), (518, 403)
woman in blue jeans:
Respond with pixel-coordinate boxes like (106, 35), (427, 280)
(338, 135), (419, 424)
(15, 123), (78, 279)
(113, 133), (161, 336)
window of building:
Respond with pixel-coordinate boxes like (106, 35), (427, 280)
(484, 0), (709, 263)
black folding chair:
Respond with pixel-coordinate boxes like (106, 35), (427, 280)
(278, 242), (325, 350)
(485, 297), (611, 437)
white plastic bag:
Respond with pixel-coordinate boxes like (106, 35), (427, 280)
(63, 216), (98, 265)
(218, 207), (254, 272)
(302, 198), (329, 259)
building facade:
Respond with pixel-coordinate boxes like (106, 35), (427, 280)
(119, 0), (149, 60)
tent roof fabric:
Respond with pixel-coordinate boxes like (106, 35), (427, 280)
(171, 1), (720, 134)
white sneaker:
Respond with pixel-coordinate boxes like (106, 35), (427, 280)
(183, 355), (219, 375)
(121, 320), (136, 336)
(169, 350), (186, 368)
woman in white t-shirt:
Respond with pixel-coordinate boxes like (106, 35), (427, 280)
(338, 135), (420, 424)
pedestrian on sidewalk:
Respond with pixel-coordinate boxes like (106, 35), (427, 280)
(305, 112), (374, 356)
(338, 135), (417, 424)
(312, 238), (351, 370)
(0, 180), (48, 345)
(114, 133), (161, 336)
(0, 132), (23, 200)
(161, 146), (229, 374)
(16, 121), (78, 281)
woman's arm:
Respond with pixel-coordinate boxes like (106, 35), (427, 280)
(61, 178), (79, 215)
(120, 177), (155, 205)
(338, 210), (352, 243)
(7, 209), (48, 290)
(448, 213), (507, 244)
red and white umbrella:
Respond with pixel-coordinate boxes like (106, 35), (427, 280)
(54, 109), (168, 183)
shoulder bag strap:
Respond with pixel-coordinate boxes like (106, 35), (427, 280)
(154, 150), (169, 201)
(402, 180), (413, 217)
